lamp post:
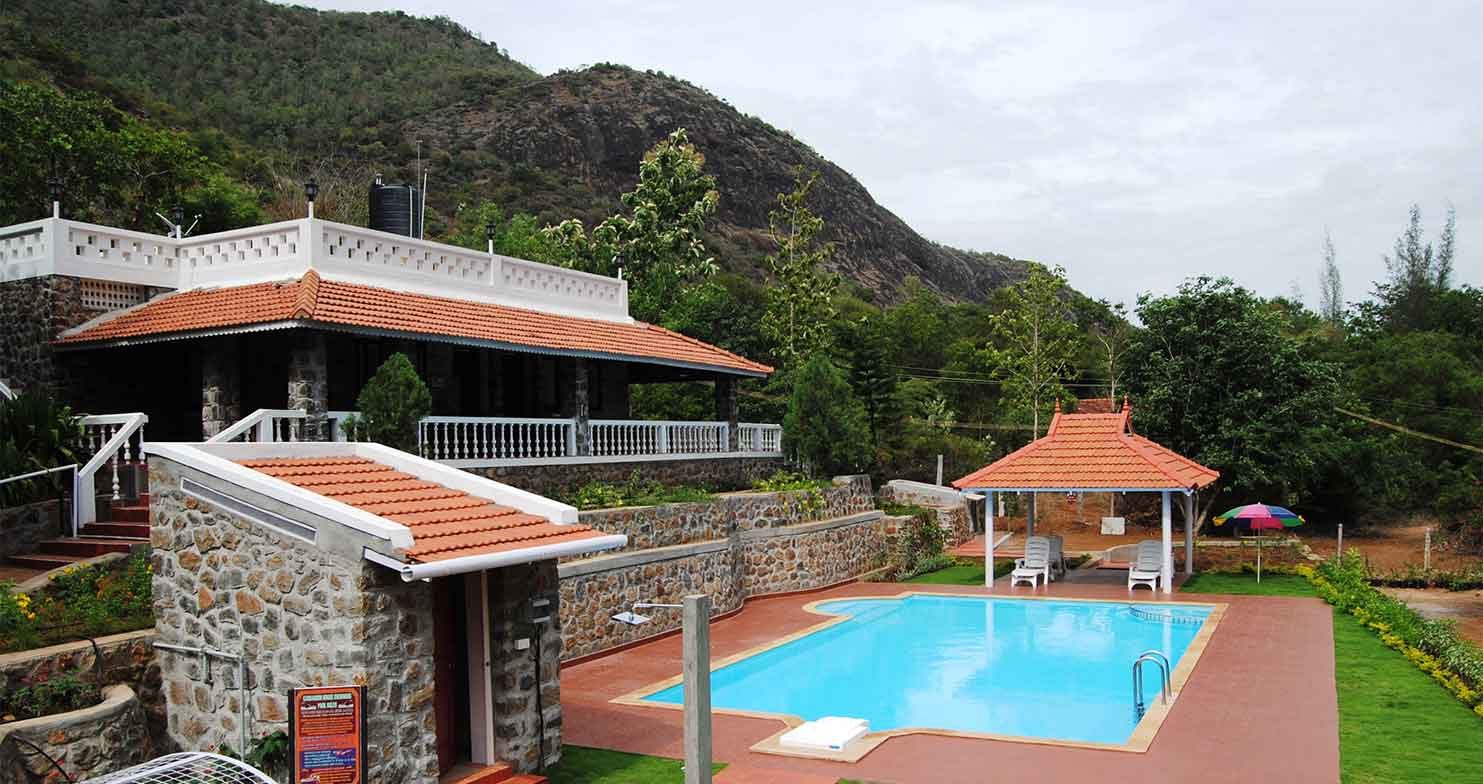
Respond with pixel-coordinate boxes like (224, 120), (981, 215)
(613, 595), (712, 784)
(170, 205), (185, 239)
(304, 178), (319, 219)
(486, 222), (497, 255)
(47, 175), (63, 219)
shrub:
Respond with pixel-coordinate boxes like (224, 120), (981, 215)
(0, 671), (100, 722)
(889, 507), (950, 580)
(562, 472), (714, 510)
(751, 470), (826, 493)
(1302, 554), (1483, 716)
(782, 355), (870, 477)
(0, 393), (84, 506)
(0, 553), (154, 653)
(354, 353), (432, 452)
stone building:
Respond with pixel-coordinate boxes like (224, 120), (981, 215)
(146, 439), (626, 779)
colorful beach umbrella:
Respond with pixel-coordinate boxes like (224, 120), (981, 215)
(1212, 503), (1305, 582)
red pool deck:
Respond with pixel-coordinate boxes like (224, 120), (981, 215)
(560, 579), (1340, 784)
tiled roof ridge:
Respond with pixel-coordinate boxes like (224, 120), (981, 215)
(292, 269), (322, 319)
(1115, 429), (1202, 489)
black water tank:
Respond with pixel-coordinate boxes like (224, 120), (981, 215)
(368, 174), (422, 238)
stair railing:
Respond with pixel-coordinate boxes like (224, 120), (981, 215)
(0, 379), (15, 401)
(75, 413), (148, 535)
(208, 408), (307, 443)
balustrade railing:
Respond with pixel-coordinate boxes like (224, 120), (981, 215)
(76, 413), (148, 531)
(590, 420), (729, 456)
(419, 416), (576, 462)
(738, 423), (784, 453)
(208, 409), (307, 443)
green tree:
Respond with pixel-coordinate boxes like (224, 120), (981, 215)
(1318, 229), (1344, 326)
(762, 169), (839, 366)
(983, 265), (1082, 435)
(782, 355), (870, 477)
(354, 353), (432, 453)
(1375, 204), (1456, 332)
(1122, 277), (1343, 525)
(441, 201), (558, 261)
(544, 128), (719, 324)
(837, 313), (901, 457)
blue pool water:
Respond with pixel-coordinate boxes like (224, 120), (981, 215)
(643, 595), (1214, 745)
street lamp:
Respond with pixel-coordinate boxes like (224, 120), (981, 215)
(304, 178), (319, 219)
(170, 205), (185, 239)
(612, 595), (712, 784)
(485, 222), (498, 255)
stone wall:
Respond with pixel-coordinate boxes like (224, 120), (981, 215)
(474, 455), (787, 498)
(558, 475), (885, 660)
(576, 475), (874, 554)
(487, 561), (564, 770)
(879, 480), (980, 547)
(0, 500), (63, 561)
(149, 457), (440, 782)
(0, 684), (152, 783)
(0, 276), (93, 397)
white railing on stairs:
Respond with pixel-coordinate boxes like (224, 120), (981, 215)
(208, 409), (307, 443)
(0, 379), (15, 401)
(76, 412), (148, 532)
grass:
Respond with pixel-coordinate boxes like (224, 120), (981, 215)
(1182, 571), (1483, 783)
(904, 558), (1014, 584)
(546, 746), (724, 783)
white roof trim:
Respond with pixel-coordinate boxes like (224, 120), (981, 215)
(365, 534), (628, 581)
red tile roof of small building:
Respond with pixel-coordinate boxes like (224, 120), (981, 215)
(951, 402), (1219, 491)
(56, 271), (771, 376)
(239, 456), (607, 563)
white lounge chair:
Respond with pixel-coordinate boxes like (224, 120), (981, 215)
(1128, 539), (1163, 591)
(1047, 534), (1066, 580)
(1012, 536), (1053, 588)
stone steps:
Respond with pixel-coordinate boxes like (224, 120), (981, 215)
(4, 487), (150, 573)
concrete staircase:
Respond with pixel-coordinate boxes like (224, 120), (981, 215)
(6, 460), (151, 571)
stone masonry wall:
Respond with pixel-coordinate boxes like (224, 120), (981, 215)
(0, 276), (93, 397)
(475, 455), (787, 498)
(149, 457), (439, 782)
(0, 499), (63, 561)
(575, 475), (874, 555)
(0, 684), (152, 783)
(558, 476), (884, 660)
(879, 481), (979, 547)
(488, 561), (565, 770)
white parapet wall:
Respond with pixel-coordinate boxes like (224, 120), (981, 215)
(0, 216), (631, 323)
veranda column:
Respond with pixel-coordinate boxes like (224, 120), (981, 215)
(985, 491), (995, 589)
(714, 377), (739, 451)
(1184, 492), (1196, 576)
(200, 336), (240, 438)
(1160, 490), (1173, 593)
(561, 359), (591, 456)
(287, 331), (328, 441)
(1027, 492), (1037, 538)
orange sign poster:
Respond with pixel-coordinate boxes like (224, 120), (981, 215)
(290, 685), (366, 784)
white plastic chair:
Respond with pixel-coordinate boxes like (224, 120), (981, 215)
(1047, 534), (1066, 579)
(1012, 536), (1053, 588)
(1128, 539), (1163, 591)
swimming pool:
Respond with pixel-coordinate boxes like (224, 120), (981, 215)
(639, 594), (1217, 747)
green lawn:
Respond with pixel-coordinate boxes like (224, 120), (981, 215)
(546, 747), (724, 783)
(1181, 572), (1483, 783)
(904, 558), (1014, 584)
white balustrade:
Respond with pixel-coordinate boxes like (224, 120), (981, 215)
(738, 423), (784, 453)
(76, 413), (148, 531)
(590, 420), (730, 456)
(208, 409), (307, 443)
(419, 417), (575, 462)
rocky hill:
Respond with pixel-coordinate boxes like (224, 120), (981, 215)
(1, 0), (1033, 304)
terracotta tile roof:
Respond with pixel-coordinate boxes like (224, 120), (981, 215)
(951, 404), (1219, 491)
(238, 456), (607, 563)
(57, 271), (772, 376)
(1074, 397), (1118, 414)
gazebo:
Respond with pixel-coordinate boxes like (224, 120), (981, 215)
(951, 398), (1219, 593)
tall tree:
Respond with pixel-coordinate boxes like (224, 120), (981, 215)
(1317, 229), (1344, 326)
(1377, 204), (1457, 331)
(544, 128), (720, 324)
(1123, 277), (1342, 526)
(761, 169), (839, 366)
(1090, 301), (1131, 402)
(837, 313), (901, 457)
(782, 354), (871, 477)
(984, 265), (1081, 435)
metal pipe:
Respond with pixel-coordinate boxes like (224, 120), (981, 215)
(0, 463), (77, 486)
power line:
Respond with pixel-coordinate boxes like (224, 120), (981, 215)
(1352, 395), (1483, 418)
(896, 373), (1114, 389)
(1337, 408), (1483, 454)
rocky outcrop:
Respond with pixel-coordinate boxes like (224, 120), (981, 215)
(414, 66), (1033, 305)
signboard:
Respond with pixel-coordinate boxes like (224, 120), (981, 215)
(290, 685), (366, 784)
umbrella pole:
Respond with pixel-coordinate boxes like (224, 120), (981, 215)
(1257, 533), (1262, 583)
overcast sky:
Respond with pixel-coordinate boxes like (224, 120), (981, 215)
(300, 0), (1480, 309)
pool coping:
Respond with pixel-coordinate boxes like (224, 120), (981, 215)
(610, 590), (1229, 761)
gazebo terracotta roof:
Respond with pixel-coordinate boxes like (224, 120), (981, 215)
(55, 271), (772, 377)
(951, 399), (1219, 491)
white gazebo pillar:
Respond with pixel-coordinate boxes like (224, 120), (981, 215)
(985, 490), (995, 589)
(1160, 490), (1173, 593)
(1184, 492), (1196, 576)
(1026, 492), (1036, 537)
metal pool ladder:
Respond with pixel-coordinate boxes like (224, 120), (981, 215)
(1133, 650), (1171, 719)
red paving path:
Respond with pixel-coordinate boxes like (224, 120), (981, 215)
(561, 578), (1339, 784)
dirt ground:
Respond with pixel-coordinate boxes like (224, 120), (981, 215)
(1379, 587), (1483, 647)
(1301, 525), (1479, 572)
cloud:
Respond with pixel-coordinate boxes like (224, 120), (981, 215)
(297, 0), (1482, 308)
